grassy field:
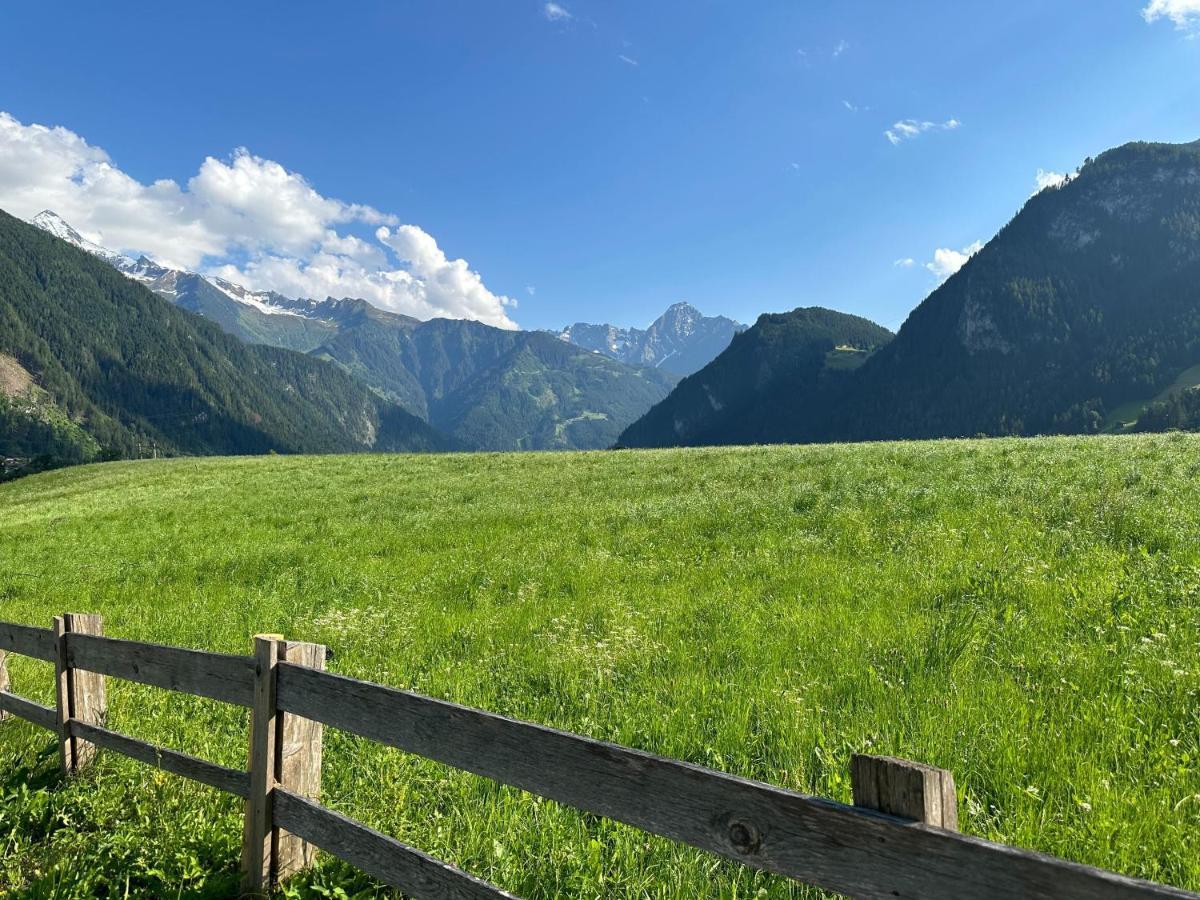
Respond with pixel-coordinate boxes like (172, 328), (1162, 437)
(0, 436), (1198, 898)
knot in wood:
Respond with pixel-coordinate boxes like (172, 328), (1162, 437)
(727, 820), (761, 854)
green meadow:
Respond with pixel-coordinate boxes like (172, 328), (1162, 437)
(0, 436), (1197, 898)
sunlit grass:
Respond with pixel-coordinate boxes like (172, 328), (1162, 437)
(0, 435), (1198, 897)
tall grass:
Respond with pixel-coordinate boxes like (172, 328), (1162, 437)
(0, 435), (1197, 897)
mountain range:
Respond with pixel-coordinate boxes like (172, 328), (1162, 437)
(9, 137), (1200, 475)
(556, 304), (745, 376)
(621, 138), (1200, 447)
(28, 212), (735, 452)
(0, 209), (446, 477)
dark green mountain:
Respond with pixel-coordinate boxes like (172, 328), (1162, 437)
(622, 138), (1200, 447)
(825, 139), (1200, 442)
(156, 280), (679, 451)
(617, 308), (892, 447)
(0, 209), (448, 475)
(30, 211), (344, 354)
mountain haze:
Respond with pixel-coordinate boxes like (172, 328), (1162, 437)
(310, 315), (678, 450)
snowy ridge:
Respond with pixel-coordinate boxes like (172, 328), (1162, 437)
(30, 210), (332, 321)
(208, 277), (309, 317)
(32, 210), (137, 270)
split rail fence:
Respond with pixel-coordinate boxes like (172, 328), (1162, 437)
(0, 613), (1195, 899)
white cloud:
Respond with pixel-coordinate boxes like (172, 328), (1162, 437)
(544, 2), (572, 21)
(885, 118), (960, 146)
(1034, 168), (1068, 194)
(833, 39), (850, 57)
(893, 257), (916, 268)
(0, 112), (517, 328)
(843, 100), (858, 112)
(925, 240), (983, 280)
(1143, 0), (1200, 31)
(618, 54), (639, 66)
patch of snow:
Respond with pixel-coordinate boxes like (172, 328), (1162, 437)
(31, 210), (137, 269)
(207, 277), (309, 317)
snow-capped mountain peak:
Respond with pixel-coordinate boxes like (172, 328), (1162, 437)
(28, 210), (322, 320)
(31, 210), (136, 269)
(32, 210), (85, 244)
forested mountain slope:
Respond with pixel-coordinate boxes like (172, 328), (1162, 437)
(827, 139), (1200, 441)
(0, 209), (447, 474)
(618, 307), (892, 447)
(622, 139), (1200, 447)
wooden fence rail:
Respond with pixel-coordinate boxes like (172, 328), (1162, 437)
(0, 613), (1195, 900)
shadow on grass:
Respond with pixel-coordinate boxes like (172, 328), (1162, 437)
(0, 734), (392, 898)
(0, 732), (246, 899)
(2, 741), (63, 794)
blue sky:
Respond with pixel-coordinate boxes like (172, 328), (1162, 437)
(0, 1), (1197, 331)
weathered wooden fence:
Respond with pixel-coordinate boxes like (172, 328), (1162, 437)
(0, 613), (1194, 899)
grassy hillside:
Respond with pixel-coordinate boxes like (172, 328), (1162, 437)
(0, 436), (1197, 897)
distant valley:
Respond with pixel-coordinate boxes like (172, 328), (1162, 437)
(27, 212), (742, 453)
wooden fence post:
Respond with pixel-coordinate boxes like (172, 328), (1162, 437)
(53, 614), (107, 774)
(53, 616), (70, 773)
(64, 613), (106, 770)
(0, 648), (8, 722)
(850, 754), (958, 830)
(273, 640), (326, 883)
(242, 634), (283, 896)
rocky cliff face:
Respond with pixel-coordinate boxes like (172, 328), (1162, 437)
(558, 302), (744, 376)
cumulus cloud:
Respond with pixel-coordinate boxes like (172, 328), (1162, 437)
(885, 118), (960, 145)
(544, 2), (572, 21)
(925, 240), (983, 280)
(1143, 0), (1200, 31)
(1034, 168), (1068, 194)
(0, 112), (517, 328)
